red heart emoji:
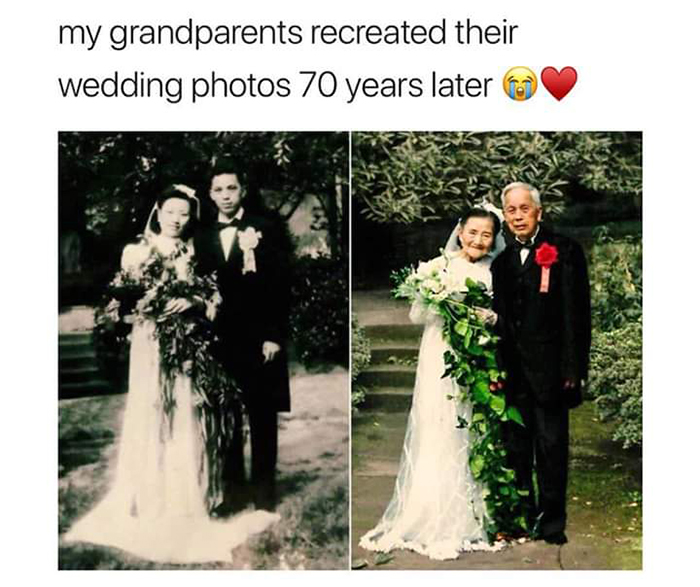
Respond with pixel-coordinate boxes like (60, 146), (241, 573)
(541, 67), (577, 101)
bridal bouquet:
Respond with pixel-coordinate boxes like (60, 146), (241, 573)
(97, 242), (239, 507)
(392, 254), (529, 538)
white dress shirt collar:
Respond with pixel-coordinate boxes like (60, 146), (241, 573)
(218, 207), (244, 224)
(517, 225), (540, 264)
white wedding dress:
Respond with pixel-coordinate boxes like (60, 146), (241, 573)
(359, 254), (503, 560)
(64, 236), (279, 564)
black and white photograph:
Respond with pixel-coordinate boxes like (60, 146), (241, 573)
(351, 132), (642, 570)
(58, 131), (349, 569)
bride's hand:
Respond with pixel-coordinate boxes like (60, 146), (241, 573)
(474, 307), (498, 326)
(161, 298), (194, 317)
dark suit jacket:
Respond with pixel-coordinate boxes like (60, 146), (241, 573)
(491, 226), (591, 407)
(194, 211), (291, 412)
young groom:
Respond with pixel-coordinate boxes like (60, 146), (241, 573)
(195, 160), (291, 513)
(490, 182), (591, 545)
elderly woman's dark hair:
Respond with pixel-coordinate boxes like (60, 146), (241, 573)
(459, 207), (501, 235)
(147, 185), (199, 240)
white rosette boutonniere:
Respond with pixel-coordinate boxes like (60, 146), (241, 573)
(238, 227), (263, 274)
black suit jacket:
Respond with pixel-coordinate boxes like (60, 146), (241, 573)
(194, 211), (291, 412)
(491, 226), (591, 407)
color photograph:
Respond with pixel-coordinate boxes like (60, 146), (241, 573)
(351, 131), (642, 570)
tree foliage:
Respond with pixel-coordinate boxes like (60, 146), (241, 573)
(353, 132), (641, 223)
(588, 227), (642, 449)
(289, 255), (349, 369)
(351, 314), (371, 412)
(59, 131), (348, 255)
(589, 321), (642, 449)
(589, 227), (642, 331)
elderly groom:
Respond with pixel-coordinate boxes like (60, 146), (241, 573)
(490, 182), (591, 545)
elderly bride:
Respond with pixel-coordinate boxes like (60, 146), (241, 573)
(360, 207), (506, 561)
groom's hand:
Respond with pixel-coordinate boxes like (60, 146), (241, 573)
(262, 341), (281, 363)
(474, 307), (498, 326)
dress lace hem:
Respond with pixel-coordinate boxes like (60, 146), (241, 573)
(359, 530), (505, 561)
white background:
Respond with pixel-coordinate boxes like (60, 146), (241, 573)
(2, 0), (698, 584)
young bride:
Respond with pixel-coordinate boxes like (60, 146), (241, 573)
(64, 185), (279, 564)
(359, 207), (505, 561)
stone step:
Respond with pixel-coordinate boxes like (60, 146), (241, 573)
(59, 344), (97, 359)
(363, 324), (422, 343)
(59, 354), (100, 371)
(356, 364), (416, 389)
(362, 387), (413, 412)
(59, 379), (114, 399)
(370, 343), (419, 366)
(60, 366), (102, 385)
(356, 308), (412, 328)
(59, 332), (94, 347)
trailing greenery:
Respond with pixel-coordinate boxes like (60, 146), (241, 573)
(289, 255), (349, 368)
(438, 281), (528, 536)
(96, 242), (240, 508)
(392, 265), (528, 537)
(351, 314), (371, 412)
(353, 132), (642, 224)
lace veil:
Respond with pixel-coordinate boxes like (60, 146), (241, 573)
(143, 184), (200, 241)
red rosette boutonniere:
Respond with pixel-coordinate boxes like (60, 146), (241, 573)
(534, 242), (558, 293)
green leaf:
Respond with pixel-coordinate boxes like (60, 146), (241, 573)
(374, 553), (394, 566)
(454, 319), (470, 336)
(468, 342), (484, 356)
(497, 468), (515, 483)
(463, 328), (473, 349)
(489, 394), (506, 415)
(473, 380), (490, 403)
(506, 405), (525, 426)
(470, 455), (485, 477)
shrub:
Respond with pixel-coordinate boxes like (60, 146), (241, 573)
(588, 320), (642, 449)
(289, 255), (348, 368)
(351, 314), (371, 412)
(589, 227), (642, 331)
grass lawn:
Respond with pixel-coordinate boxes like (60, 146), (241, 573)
(566, 401), (642, 569)
(59, 367), (349, 570)
(351, 401), (642, 570)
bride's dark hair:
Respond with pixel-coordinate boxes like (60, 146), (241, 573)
(455, 207), (501, 250)
(148, 185), (199, 240)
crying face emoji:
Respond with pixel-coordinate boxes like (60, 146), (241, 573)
(503, 67), (538, 101)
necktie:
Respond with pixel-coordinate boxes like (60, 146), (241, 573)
(218, 219), (241, 231)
